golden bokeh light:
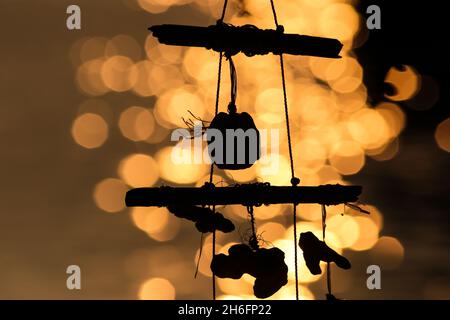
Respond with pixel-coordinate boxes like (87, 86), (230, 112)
(105, 34), (142, 61)
(93, 178), (128, 213)
(294, 139), (327, 174)
(329, 140), (365, 175)
(270, 284), (315, 300)
(225, 166), (257, 183)
(147, 215), (181, 242)
(131, 207), (169, 235)
(76, 59), (109, 96)
(137, 0), (170, 14)
(156, 146), (209, 185)
(80, 37), (108, 62)
(132, 60), (155, 97)
(138, 277), (176, 300)
(194, 242), (222, 277)
(347, 108), (391, 150)
(385, 65), (421, 101)
(297, 204), (322, 221)
(326, 215), (359, 248)
(155, 85), (206, 128)
(350, 216), (379, 251)
(256, 154), (291, 185)
(132, 207), (181, 242)
(218, 277), (254, 296)
(254, 204), (286, 221)
(370, 138), (399, 162)
(318, 3), (360, 42)
(71, 113), (108, 149)
(273, 239), (323, 284)
(435, 118), (450, 153)
(118, 153), (159, 187)
(258, 222), (286, 243)
(119, 106), (155, 142)
(375, 102), (406, 139)
(101, 55), (138, 92)
(369, 236), (405, 270)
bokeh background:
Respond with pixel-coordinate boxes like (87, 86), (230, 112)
(1, 0), (449, 299)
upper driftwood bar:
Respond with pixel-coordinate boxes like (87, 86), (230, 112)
(149, 24), (343, 58)
(125, 184), (362, 207)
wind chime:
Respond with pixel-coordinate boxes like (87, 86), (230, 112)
(126, 0), (369, 300)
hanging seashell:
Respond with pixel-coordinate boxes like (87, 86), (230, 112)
(298, 231), (351, 275)
(211, 243), (288, 298)
(206, 107), (260, 170)
(167, 205), (235, 233)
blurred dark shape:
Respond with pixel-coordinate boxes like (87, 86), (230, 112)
(299, 232), (351, 275)
(346, 202), (370, 215)
(383, 82), (397, 97)
(149, 24), (343, 58)
(405, 75), (440, 111)
(206, 109), (260, 170)
(326, 293), (339, 300)
(126, 184), (363, 207)
(167, 205), (235, 233)
(211, 243), (288, 298)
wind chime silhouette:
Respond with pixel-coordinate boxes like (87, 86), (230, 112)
(126, 0), (369, 300)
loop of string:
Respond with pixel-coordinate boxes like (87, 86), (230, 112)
(269, 0), (300, 301)
(322, 204), (332, 296)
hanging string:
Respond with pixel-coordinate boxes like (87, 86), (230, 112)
(227, 55), (238, 113)
(247, 205), (259, 251)
(269, 0), (300, 301)
(209, 51), (223, 301)
(194, 232), (204, 278)
(207, 0), (229, 301)
(269, 0), (279, 28)
(219, 0), (229, 22)
(322, 204), (332, 296)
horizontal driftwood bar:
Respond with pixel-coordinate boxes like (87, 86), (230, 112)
(125, 184), (362, 207)
(149, 24), (343, 58)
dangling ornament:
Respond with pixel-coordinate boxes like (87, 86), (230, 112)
(211, 243), (288, 298)
(298, 231), (351, 275)
(207, 103), (260, 170)
(210, 206), (288, 298)
(206, 56), (260, 170)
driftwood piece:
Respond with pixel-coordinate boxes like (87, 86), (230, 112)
(125, 184), (362, 207)
(149, 24), (343, 58)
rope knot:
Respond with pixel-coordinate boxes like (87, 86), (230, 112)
(276, 25), (284, 33)
(290, 177), (300, 186)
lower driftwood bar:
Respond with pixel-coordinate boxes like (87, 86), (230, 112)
(125, 184), (362, 207)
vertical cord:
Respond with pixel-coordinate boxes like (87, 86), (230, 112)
(270, 0), (299, 301)
(209, 52), (223, 301)
(322, 205), (332, 296)
(219, 0), (228, 21)
(269, 0), (279, 27)
(209, 0), (229, 300)
(247, 205), (258, 250)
